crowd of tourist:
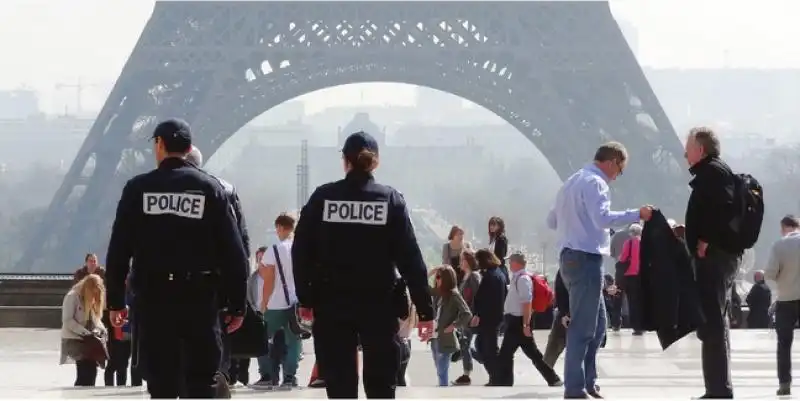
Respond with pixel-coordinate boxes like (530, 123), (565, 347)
(58, 126), (800, 399)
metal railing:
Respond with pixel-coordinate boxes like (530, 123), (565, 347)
(0, 273), (73, 281)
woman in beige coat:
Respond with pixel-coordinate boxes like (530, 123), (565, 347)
(60, 273), (107, 386)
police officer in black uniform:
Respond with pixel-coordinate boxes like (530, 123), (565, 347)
(292, 131), (435, 399)
(185, 146), (252, 386)
(105, 119), (249, 398)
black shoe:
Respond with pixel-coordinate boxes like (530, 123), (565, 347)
(777, 383), (791, 396)
(549, 379), (563, 387)
(251, 376), (275, 389)
(238, 372), (249, 386)
(452, 375), (471, 386)
(587, 389), (603, 399)
(692, 394), (733, 399)
(632, 330), (644, 336)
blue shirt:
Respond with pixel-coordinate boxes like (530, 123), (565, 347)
(546, 163), (640, 256)
(504, 269), (533, 316)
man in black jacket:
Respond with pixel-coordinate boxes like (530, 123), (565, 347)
(745, 270), (772, 329)
(684, 126), (741, 399)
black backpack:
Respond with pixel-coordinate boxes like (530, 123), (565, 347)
(730, 173), (764, 250)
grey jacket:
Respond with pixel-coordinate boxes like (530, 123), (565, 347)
(435, 291), (472, 353)
(764, 231), (800, 302)
(459, 271), (481, 313)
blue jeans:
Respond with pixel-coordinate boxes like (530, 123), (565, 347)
(430, 340), (452, 386)
(459, 328), (475, 373)
(559, 248), (606, 397)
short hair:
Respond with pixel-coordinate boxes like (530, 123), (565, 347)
(780, 215), (800, 229)
(688, 126), (721, 158)
(508, 253), (527, 266)
(594, 141), (628, 163)
(256, 246), (268, 254)
(447, 225), (464, 240)
(274, 213), (296, 229)
(185, 146), (203, 166)
(629, 223), (643, 236)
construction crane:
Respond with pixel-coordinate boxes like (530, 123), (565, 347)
(54, 79), (103, 116)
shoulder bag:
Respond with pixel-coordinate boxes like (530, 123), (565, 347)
(272, 245), (312, 339)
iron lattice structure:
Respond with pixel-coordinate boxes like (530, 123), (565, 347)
(17, 1), (688, 272)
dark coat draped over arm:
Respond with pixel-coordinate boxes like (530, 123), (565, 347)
(640, 209), (705, 350)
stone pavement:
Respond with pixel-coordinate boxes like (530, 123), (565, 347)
(0, 328), (791, 398)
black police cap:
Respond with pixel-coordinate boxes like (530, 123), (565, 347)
(341, 131), (379, 157)
(152, 118), (192, 152)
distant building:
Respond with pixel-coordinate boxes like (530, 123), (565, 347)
(644, 67), (800, 139)
(338, 112), (386, 148)
(415, 87), (464, 123)
(223, 112), (492, 206)
(0, 90), (41, 119)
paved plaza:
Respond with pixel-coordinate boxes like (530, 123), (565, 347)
(0, 328), (791, 398)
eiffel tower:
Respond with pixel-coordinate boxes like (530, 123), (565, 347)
(16, 1), (687, 272)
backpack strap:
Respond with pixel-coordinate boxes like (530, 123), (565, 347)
(272, 245), (292, 306)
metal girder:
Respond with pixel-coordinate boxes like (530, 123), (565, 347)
(15, 1), (687, 273)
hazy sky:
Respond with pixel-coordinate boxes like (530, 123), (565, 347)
(1, 0), (798, 114)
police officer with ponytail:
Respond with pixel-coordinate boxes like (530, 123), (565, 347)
(292, 131), (435, 399)
(105, 118), (249, 398)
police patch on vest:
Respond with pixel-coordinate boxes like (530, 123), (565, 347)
(143, 193), (206, 219)
(323, 200), (388, 225)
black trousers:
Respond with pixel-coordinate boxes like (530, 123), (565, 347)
(396, 338), (411, 386)
(543, 313), (566, 368)
(228, 358), (251, 384)
(313, 299), (400, 399)
(775, 300), (800, 385)
(138, 291), (222, 399)
(695, 247), (739, 398)
(497, 315), (560, 385)
(624, 276), (643, 332)
(475, 322), (501, 384)
(75, 359), (98, 386)
(606, 295), (623, 329)
(106, 339), (140, 386)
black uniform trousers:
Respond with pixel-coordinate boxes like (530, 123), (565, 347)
(218, 316), (251, 384)
(105, 338), (142, 386)
(137, 282), (222, 399)
(496, 315), (560, 386)
(313, 298), (400, 399)
(775, 300), (800, 385)
(695, 247), (739, 398)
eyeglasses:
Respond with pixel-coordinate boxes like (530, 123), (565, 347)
(615, 159), (625, 176)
